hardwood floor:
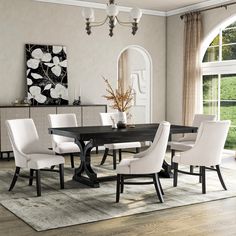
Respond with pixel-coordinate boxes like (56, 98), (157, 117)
(1, 154), (236, 236)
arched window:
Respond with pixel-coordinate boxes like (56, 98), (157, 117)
(202, 20), (236, 149)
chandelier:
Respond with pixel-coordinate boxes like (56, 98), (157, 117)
(82, 0), (142, 37)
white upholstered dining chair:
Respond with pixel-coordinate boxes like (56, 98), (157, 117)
(173, 120), (230, 194)
(100, 112), (141, 169)
(6, 119), (65, 197)
(116, 121), (170, 203)
(169, 114), (216, 171)
(48, 113), (80, 168)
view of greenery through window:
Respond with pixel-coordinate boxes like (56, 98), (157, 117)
(203, 22), (236, 150)
(203, 74), (236, 149)
(203, 21), (236, 150)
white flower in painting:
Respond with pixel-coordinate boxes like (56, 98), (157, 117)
(27, 48), (52, 69)
(50, 84), (68, 100)
(27, 78), (33, 85)
(45, 56), (67, 77)
(31, 73), (43, 79)
(28, 86), (47, 104)
(53, 46), (67, 54)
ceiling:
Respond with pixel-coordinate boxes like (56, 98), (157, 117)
(35, 0), (236, 15)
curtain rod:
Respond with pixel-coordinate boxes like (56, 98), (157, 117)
(180, 2), (236, 19)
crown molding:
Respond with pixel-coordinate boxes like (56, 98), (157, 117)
(34, 0), (166, 16)
(166, 0), (233, 16)
(34, 0), (234, 17)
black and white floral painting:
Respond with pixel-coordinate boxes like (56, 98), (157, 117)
(26, 44), (69, 105)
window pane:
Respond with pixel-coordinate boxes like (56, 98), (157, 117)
(225, 127), (236, 149)
(226, 21), (236, 29)
(203, 101), (218, 116)
(203, 47), (219, 62)
(203, 75), (218, 100)
(220, 74), (236, 149)
(222, 44), (236, 60)
(222, 28), (236, 44)
(203, 75), (218, 117)
(221, 74), (236, 100)
(210, 34), (219, 46)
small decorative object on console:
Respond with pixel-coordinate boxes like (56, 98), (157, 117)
(73, 96), (81, 105)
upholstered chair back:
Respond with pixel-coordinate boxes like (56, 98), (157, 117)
(48, 114), (78, 150)
(181, 120), (230, 166)
(100, 112), (127, 126)
(6, 119), (39, 168)
(129, 121), (170, 174)
(182, 114), (216, 141)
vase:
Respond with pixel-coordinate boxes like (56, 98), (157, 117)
(117, 111), (127, 129)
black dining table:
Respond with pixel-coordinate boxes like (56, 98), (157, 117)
(49, 123), (197, 188)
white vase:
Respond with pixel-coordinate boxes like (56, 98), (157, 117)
(117, 111), (127, 128)
(117, 111), (127, 123)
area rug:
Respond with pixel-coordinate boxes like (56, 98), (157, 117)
(1, 164), (236, 232)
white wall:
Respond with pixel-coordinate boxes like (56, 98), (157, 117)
(0, 0), (166, 122)
(166, 5), (236, 125)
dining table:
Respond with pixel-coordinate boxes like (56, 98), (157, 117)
(49, 123), (198, 188)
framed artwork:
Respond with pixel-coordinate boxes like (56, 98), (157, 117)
(26, 44), (69, 105)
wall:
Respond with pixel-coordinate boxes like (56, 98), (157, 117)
(166, 4), (236, 125)
(0, 0), (166, 122)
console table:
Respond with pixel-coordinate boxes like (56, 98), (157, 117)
(0, 105), (107, 159)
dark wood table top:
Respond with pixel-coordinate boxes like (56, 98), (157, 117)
(49, 123), (198, 146)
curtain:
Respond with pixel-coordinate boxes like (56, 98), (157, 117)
(118, 50), (129, 90)
(182, 12), (203, 126)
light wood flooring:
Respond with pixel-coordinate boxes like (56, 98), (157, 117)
(1, 153), (236, 236)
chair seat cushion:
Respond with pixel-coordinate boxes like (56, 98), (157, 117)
(27, 154), (65, 169)
(104, 142), (141, 150)
(169, 141), (195, 151)
(54, 142), (80, 154)
(116, 159), (133, 174)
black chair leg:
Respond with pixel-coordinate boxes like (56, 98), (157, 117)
(9, 167), (20, 191)
(100, 148), (109, 165)
(201, 166), (206, 194)
(29, 169), (34, 186)
(36, 170), (41, 197)
(190, 165), (194, 173)
(59, 164), (64, 189)
(173, 162), (178, 187)
(171, 149), (175, 169)
(157, 174), (164, 195)
(70, 154), (75, 168)
(136, 147), (140, 153)
(113, 150), (117, 170)
(199, 167), (202, 183)
(153, 173), (164, 203)
(216, 165), (227, 190)
(118, 149), (122, 162)
(116, 174), (121, 203)
(121, 175), (124, 193)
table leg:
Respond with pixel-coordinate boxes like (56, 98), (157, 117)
(73, 139), (100, 188)
(159, 160), (173, 178)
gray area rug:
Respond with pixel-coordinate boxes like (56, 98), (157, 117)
(1, 164), (236, 231)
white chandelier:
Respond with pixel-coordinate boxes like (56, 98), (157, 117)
(82, 0), (142, 37)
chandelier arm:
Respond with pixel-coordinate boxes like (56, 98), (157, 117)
(116, 17), (133, 27)
(89, 17), (109, 27)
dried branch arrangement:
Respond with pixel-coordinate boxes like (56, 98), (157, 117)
(103, 77), (134, 112)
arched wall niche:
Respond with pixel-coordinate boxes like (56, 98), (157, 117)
(117, 45), (153, 124)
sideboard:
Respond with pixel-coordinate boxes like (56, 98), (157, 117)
(0, 105), (107, 158)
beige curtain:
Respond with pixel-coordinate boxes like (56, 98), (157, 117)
(118, 50), (129, 90)
(183, 12), (203, 126)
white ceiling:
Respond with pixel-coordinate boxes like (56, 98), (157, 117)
(35, 0), (236, 16)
